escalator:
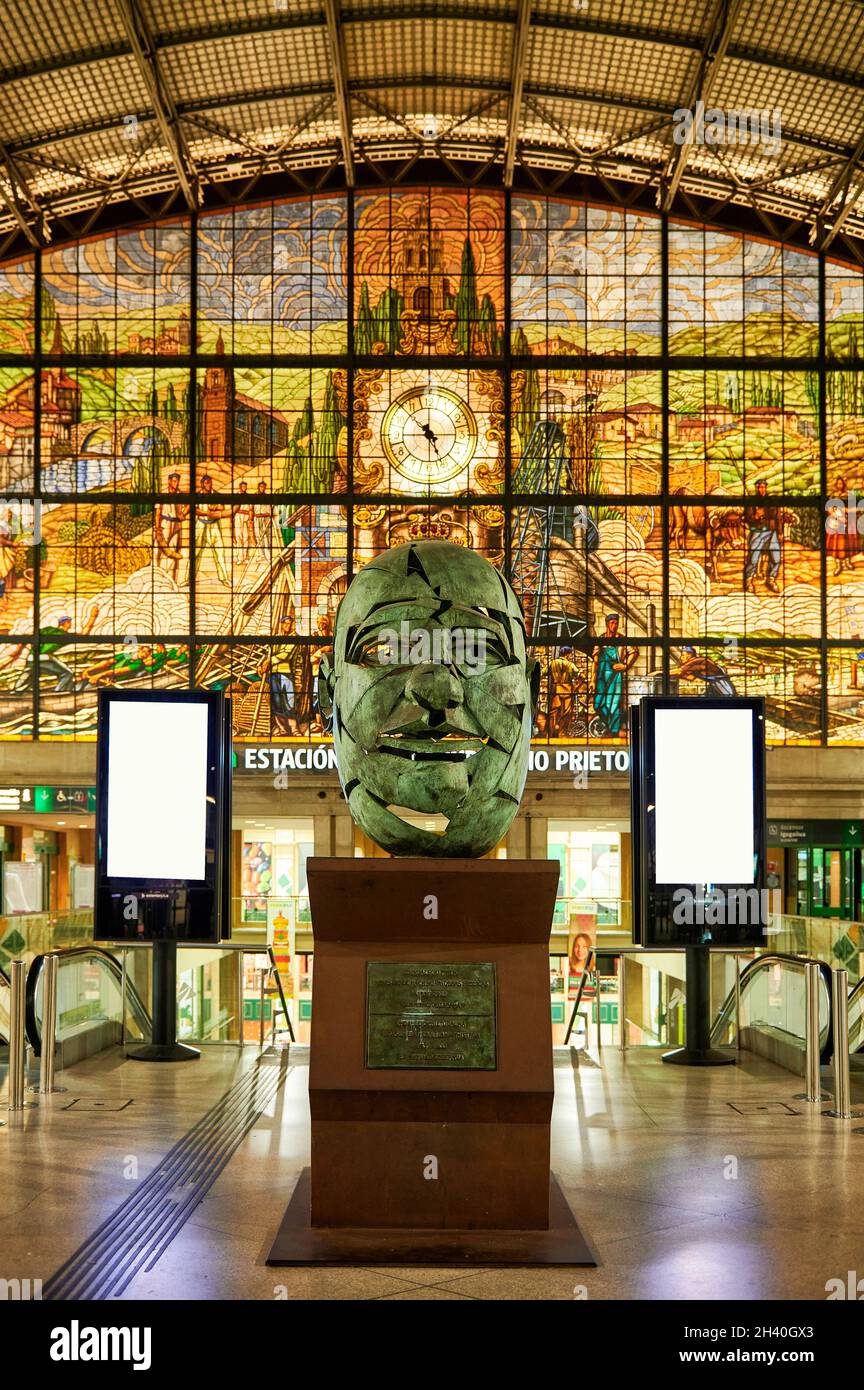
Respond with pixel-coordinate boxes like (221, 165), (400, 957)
(5, 946), (856, 1074)
(711, 953), (833, 1070)
(846, 975), (864, 1059)
(25, 947), (151, 1061)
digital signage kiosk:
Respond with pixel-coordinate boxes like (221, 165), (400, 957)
(631, 696), (767, 1064)
(95, 689), (232, 1061)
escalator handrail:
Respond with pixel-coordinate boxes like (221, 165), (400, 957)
(846, 975), (864, 1050)
(25, 946), (152, 1055)
(711, 952), (834, 1061)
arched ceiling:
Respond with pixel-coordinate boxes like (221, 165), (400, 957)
(1, 0), (864, 258)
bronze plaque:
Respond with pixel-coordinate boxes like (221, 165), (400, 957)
(365, 961), (497, 1070)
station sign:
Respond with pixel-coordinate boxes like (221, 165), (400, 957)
(34, 786), (97, 814)
(238, 746), (339, 773)
(528, 748), (630, 775)
(767, 819), (862, 846)
(236, 745), (630, 777)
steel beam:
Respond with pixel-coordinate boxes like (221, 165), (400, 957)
(504, 0), (532, 187)
(658, 0), (743, 212)
(323, 0), (355, 185)
(116, 0), (199, 210)
(812, 126), (864, 251)
(0, 142), (41, 246)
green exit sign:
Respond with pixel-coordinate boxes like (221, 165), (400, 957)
(34, 786), (97, 814)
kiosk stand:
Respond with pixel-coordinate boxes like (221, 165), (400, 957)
(631, 697), (768, 1067)
(127, 939), (199, 1063)
(94, 689), (232, 1063)
(662, 944), (734, 1066)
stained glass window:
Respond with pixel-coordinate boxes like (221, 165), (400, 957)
(354, 189), (504, 356)
(511, 504), (662, 645)
(511, 199), (662, 355)
(826, 261), (864, 360)
(0, 365), (36, 494)
(43, 223), (191, 358)
(353, 504), (504, 571)
(512, 370), (663, 495)
(195, 641), (329, 742)
(36, 641), (191, 743)
(0, 187), (862, 743)
(354, 368), (504, 496)
(668, 369), (819, 494)
(194, 503), (348, 641)
(198, 198), (347, 355)
(199, 365), (347, 493)
(0, 257), (35, 355)
(667, 641), (822, 746)
(827, 646), (864, 745)
(668, 226), (818, 357)
(39, 366), (191, 495)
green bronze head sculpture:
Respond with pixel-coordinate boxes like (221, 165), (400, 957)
(318, 541), (539, 857)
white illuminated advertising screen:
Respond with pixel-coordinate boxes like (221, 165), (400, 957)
(653, 706), (755, 885)
(106, 700), (209, 880)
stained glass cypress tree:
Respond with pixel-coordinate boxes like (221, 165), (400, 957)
(454, 238), (479, 352)
(294, 396), (314, 442)
(478, 292), (499, 355)
(355, 282), (374, 354)
(375, 286), (403, 352)
(313, 371), (344, 491)
(513, 326), (539, 449)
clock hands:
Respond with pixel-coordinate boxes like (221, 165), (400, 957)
(420, 420), (440, 456)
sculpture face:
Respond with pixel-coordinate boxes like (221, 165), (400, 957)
(319, 541), (539, 857)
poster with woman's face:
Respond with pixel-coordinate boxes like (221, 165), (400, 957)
(568, 921), (596, 998)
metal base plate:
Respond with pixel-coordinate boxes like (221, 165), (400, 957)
(662, 1047), (736, 1067)
(127, 1042), (200, 1063)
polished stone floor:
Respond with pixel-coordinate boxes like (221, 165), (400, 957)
(1, 1041), (862, 1300)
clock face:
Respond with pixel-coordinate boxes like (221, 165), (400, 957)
(382, 387), (478, 487)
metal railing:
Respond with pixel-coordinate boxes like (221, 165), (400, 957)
(7, 947), (864, 1135)
(24, 939), (296, 1055)
(4, 960), (26, 1112)
(565, 946), (836, 1067)
(37, 954), (63, 1095)
(10, 931), (864, 1092)
(709, 952), (834, 1061)
(25, 944), (151, 1055)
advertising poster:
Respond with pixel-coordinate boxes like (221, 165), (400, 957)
(241, 841), (272, 922)
(568, 918), (596, 1001)
(267, 903), (294, 998)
